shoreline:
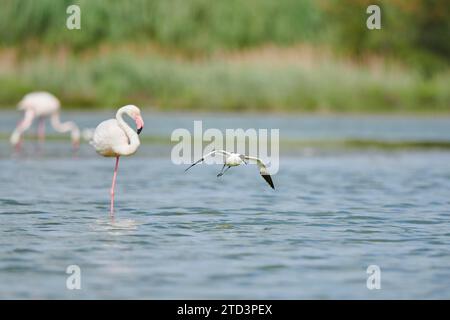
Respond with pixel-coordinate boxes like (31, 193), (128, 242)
(1, 133), (450, 151)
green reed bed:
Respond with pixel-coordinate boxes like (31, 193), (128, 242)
(0, 51), (448, 113)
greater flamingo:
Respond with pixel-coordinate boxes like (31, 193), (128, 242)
(10, 91), (80, 151)
(91, 105), (144, 216)
(185, 150), (275, 189)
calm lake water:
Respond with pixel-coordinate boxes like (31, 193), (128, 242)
(0, 112), (450, 299)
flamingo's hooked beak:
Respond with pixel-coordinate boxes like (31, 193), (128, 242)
(135, 115), (144, 135)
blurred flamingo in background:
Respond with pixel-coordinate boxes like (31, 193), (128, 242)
(91, 105), (144, 216)
(10, 91), (80, 151)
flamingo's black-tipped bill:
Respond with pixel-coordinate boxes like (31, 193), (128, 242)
(261, 174), (275, 189)
(137, 127), (143, 134)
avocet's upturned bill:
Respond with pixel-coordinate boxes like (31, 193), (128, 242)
(185, 150), (275, 189)
(91, 105), (144, 216)
(10, 91), (80, 151)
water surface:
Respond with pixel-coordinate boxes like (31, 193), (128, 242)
(0, 112), (449, 299)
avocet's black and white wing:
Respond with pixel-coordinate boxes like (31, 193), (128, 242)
(243, 155), (275, 189)
(185, 150), (231, 172)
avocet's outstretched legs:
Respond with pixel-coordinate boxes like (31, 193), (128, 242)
(216, 164), (226, 177)
(217, 165), (231, 177)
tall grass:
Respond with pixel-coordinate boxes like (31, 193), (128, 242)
(1, 0), (447, 67)
(0, 0), (448, 112)
(0, 0), (322, 52)
(1, 49), (448, 113)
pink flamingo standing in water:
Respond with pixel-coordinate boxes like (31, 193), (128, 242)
(91, 105), (144, 216)
(10, 91), (80, 151)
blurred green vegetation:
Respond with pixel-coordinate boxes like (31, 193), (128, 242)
(323, 0), (449, 77)
(0, 0), (322, 52)
(1, 51), (448, 112)
(0, 0), (448, 112)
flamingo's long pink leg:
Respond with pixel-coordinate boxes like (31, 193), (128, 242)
(12, 110), (35, 152)
(15, 139), (22, 152)
(110, 156), (120, 216)
(13, 119), (24, 152)
(38, 117), (45, 143)
(72, 141), (80, 153)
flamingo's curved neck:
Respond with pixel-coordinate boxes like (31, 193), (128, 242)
(50, 112), (80, 144)
(115, 108), (140, 156)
